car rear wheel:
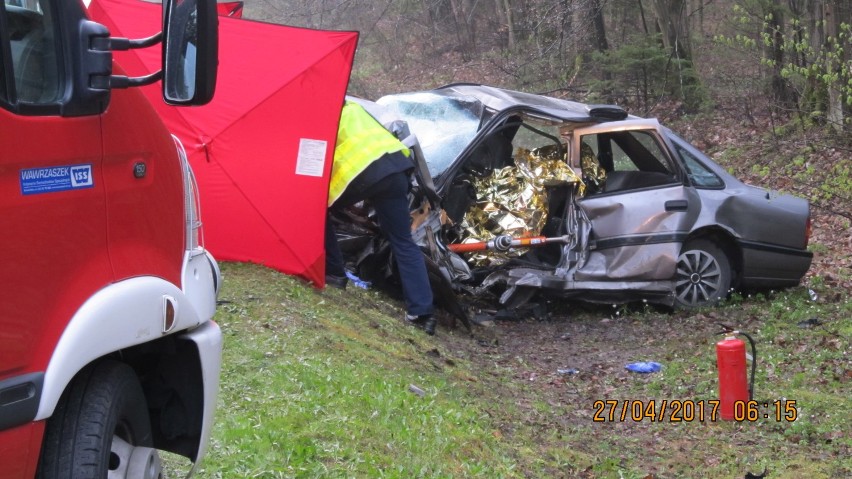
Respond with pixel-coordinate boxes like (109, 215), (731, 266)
(37, 360), (162, 479)
(675, 239), (731, 308)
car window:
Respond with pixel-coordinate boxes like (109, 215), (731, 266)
(610, 140), (640, 171)
(580, 130), (678, 194)
(377, 92), (485, 177)
(514, 121), (562, 152)
(583, 131), (673, 173)
(673, 142), (724, 188)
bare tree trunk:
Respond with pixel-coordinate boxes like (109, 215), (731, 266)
(824, 1), (844, 132)
(500, 0), (516, 51)
(638, 0), (650, 35)
(809, 0), (823, 51)
(650, 0), (704, 110)
(788, 0), (809, 67)
(650, 0), (692, 61)
(425, 1), (442, 50)
(764, 0), (795, 109)
(449, 0), (477, 57)
(572, 1), (587, 57)
(591, 0), (609, 52)
(573, 0), (609, 59)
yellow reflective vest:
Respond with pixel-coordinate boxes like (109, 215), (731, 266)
(328, 101), (410, 206)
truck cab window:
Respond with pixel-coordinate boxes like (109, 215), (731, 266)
(4, 0), (60, 105)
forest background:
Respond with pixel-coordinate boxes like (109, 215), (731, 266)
(243, 0), (851, 128)
(240, 0), (851, 287)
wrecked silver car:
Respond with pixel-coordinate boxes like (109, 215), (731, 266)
(335, 84), (813, 316)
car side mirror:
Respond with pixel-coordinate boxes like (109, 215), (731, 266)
(162, 0), (218, 105)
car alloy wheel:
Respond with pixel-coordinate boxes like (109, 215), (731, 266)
(675, 239), (731, 308)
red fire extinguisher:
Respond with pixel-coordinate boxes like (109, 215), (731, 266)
(716, 324), (757, 420)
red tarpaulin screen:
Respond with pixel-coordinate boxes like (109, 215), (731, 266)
(89, 0), (358, 287)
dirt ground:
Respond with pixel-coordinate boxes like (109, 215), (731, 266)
(423, 205), (850, 477)
(439, 297), (717, 419)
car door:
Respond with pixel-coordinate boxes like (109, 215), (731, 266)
(0, 0), (111, 377)
(570, 120), (700, 282)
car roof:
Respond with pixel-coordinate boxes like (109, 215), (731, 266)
(434, 83), (631, 123)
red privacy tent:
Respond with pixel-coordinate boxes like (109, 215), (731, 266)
(89, 0), (358, 287)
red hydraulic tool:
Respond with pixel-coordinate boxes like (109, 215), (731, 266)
(448, 235), (571, 253)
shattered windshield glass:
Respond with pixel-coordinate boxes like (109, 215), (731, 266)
(376, 92), (485, 177)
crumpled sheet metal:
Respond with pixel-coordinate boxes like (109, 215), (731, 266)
(460, 145), (583, 265)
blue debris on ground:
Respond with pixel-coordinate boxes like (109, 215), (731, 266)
(345, 270), (371, 289)
(625, 361), (662, 373)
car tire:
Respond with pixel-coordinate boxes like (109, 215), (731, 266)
(37, 360), (161, 479)
(675, 239), (732, 309)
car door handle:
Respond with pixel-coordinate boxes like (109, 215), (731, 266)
(665, 200), (689, 212)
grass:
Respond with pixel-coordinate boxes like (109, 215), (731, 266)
(189, 263), (521, 478)
(171, 262), (850, 478)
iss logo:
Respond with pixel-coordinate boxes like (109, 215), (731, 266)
(70, 165), (93, 187)
(20, 163), (94, 195)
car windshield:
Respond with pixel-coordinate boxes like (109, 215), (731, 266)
(376, 91), (485, 177)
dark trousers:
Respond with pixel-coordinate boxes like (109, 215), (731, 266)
(325, 170), (434, 317)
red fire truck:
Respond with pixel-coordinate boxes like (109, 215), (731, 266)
(0, 0), (221, 477)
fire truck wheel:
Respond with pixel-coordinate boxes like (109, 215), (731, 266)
(674, 239), (732, 309)
(37, 360), (162, 479)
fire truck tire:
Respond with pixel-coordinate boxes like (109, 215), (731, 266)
(674, 239), (732, 309)
(37, 360), (161, 479)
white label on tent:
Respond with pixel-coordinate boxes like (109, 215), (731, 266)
(295, 139), (328, 177)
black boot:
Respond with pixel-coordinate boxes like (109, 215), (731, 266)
(325, 274), (348, 290)
(422, 315), (437, 336)
(405, 313), (436, 336)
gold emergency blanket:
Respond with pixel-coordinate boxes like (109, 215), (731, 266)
(459, 145), (583, 264)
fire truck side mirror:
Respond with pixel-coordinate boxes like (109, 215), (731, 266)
(60, 20), (113, 117)
(162, 0), (218, 106)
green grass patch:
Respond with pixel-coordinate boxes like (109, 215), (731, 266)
(177, 262), (850, 478)
(193, 262), (522, 478)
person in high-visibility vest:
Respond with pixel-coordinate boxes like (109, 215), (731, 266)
(325, 100), (436, 335)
